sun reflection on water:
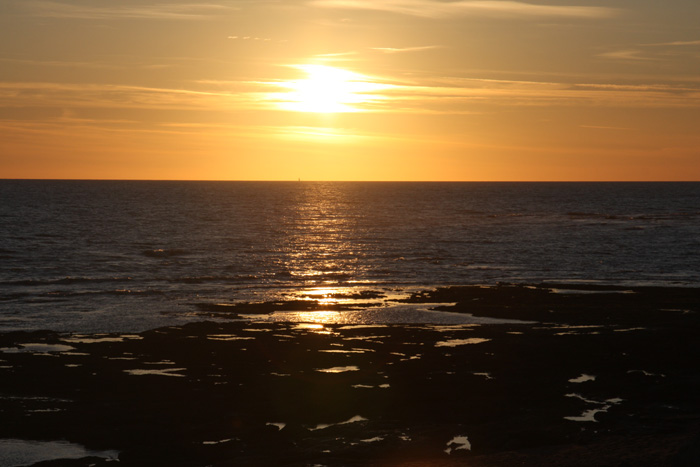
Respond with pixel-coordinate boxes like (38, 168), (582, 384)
(277, 185), (370, 287)
(293, 323), (324, 330)
(295, 287), (359, 306)
(292, 311), (344, 324)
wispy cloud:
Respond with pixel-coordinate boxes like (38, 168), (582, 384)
(247, 69), (700, 114)
(597, 50), (657, 61)
(371, 45), (442, 54)
(23, 1), (236, 20)
(0, 57), (176, 70)
(0, 57), (121, 69)
(228, 36), (274, 41)
(309, 0), (617, 19)
(644, 40), (700, 47)
(0, 82), (257, 111)
(311, 51), (359, 62)
(2, 71), (699, 119)
(599, 38), (700, 62)
(580, 125), (633, 131)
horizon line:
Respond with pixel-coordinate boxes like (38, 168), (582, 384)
(2, 178), (698, 183)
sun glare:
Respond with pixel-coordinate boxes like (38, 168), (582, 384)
(274, 64), (389, 113)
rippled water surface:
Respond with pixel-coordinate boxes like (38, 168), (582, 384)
(1, 181), (698, 331)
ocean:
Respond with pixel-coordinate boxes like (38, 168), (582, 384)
(1, 180), (699, 332)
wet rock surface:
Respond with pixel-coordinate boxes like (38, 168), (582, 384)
(1, 284), (699, 466)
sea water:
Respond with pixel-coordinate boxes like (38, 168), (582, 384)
(1, 181), (698, 332)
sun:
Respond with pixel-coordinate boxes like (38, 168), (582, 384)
(274, 64), (388, 113)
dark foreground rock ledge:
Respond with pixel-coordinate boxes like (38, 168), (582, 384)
(1, 284), (699, 466)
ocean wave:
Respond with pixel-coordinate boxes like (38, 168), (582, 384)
(1, 180), (699, 332)
(42, 289), (163, 298)
(0, 277), (134, 286)
(172, 275), (263, 284)
(141, 248), (190, 258)
(567, 211), (700, 221)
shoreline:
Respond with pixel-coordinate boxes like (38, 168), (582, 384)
(1, 284), (699, 466)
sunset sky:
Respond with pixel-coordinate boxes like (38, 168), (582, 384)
(1, 0), (699, 181)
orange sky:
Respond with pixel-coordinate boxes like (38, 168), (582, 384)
(1, 0), (699, 181)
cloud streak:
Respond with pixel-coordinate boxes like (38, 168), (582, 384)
(0, 82), (256, 111)
(23, 1), (236, 20)
(2, 72), (699, 119)
(372, 46), (442, 54)
(597, 50), (658, 61)
(309, 0), (617, 19)
(645, 40), (700, 47)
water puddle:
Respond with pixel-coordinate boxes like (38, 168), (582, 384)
(316, 366), (359, 373)
(344, 335), (389, 341)
(62, 337), (124, 344)
(445, 435), (471, 454)
(428, 324), (478, 332)
(62, 334), (141, 344)
(361, 436), (384, 443)
(435, 338), (490, 347)
(628, 369), (665, 377)
(352, 383), (389, 389)
(309, 415), (367, 431)
(550, 288), (635, 295)
(207, 335), (255, 341)
(249, 303), (532, 325)
(0, 439), (118, 466)
(0, 343), (75, 354)
(124, 368), (186, 377)
(202, 438), (233, 445)
(569, 374), (596, 383)
(564, 393), (623, 422)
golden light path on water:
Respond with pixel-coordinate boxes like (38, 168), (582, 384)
(239, 286), (533, 327)
(269, 64), (393, 113)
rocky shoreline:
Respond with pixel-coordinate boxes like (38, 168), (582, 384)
(1, 284), (699, 466)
